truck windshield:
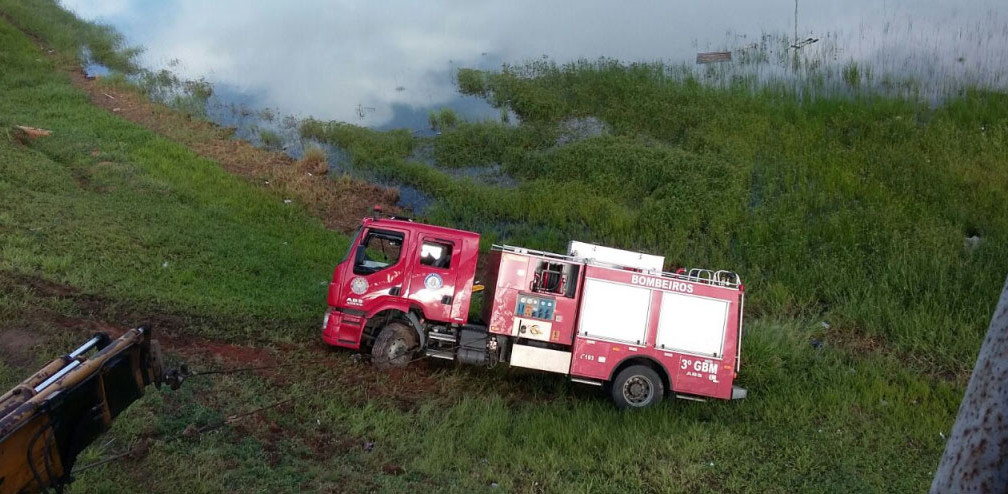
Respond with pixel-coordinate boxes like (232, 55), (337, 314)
(353, 229), (404, 275)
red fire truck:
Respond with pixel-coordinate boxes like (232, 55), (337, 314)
(322, 210), (747, 408)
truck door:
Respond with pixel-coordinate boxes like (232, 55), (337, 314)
(407, 237), (459, 322)
(341, 227), (408, 315)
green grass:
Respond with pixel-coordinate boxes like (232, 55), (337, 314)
(0, 4), (998, 493)
(428, 107), (460, 131)
(258, 128), (284, 150)
(305, 60), (1008, 377)
(5, 318), (960, 493)
(0, 0), (139, 72)
(0, 18), (344, 338)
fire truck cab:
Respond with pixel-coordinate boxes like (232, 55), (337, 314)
(322, 215), (480, 350)
(323, 212), (747, 408)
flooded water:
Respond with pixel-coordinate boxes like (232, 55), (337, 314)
(66, 0), (1007, 130)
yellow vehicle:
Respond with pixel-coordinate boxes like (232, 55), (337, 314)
(0, 327), (174, 494)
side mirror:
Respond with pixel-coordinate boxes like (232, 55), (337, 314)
(354, 244), (366, 264)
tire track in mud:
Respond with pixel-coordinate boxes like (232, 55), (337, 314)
(0, 269), (453, 404)
(0, 268), (586, 409)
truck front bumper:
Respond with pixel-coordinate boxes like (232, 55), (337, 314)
(321, 308), (365, 349)
(321, 308), (342, 346)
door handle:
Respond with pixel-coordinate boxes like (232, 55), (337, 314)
(441, 295), (453, 305)
(389, 286), (402, 296)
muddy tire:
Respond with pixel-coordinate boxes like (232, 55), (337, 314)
(371, 321), (419, 369)
(610, 365), (664, 409)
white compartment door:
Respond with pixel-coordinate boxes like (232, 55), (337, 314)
(655, 292), (729, 357)
(577, 279), (652, 344)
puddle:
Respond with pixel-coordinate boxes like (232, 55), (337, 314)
(394, 185), (434, 213)
(83, 61), (110, 78)
(80, 47), (110, 78)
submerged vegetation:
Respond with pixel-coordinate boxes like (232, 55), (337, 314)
(427, 107), (460, 131)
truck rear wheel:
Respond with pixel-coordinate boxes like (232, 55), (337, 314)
(371, 321), (419, 369)
(611, 365), (664, 409)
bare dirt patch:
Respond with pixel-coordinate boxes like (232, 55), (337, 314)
(0, 329), (42, 367)
(0, 270), (277, 372)
(182, 341), (275, 366)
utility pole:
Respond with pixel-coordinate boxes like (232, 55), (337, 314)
(794, 0), (798, 45)
(931, 273), (1008, 492)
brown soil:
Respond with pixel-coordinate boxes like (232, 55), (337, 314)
(825, 324), (969, 385)
(0, 329), (42, 367)
(180, 341), (276, 366)
(0, 270), (452, 403)
(0, 270), (275, 370)
(2, 270), (182, 336)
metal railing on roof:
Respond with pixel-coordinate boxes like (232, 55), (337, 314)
(493, 244), (583, 263)
(492, 244), (742, 289)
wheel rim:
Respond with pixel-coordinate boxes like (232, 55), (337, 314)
(387, 337), (408, 361)
(622, 375), (654, 406)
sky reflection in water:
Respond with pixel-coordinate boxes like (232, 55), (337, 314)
(63, 0), (1008, 129)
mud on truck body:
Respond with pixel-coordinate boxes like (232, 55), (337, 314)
(322, 212), (747, 408)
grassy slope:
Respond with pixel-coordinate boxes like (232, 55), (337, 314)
(0, 15), (344, 337)
(0, 5), (982, 493)
(0, 0), (137, 72)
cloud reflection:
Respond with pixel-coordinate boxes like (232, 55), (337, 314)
(64, 0), (1007, 127)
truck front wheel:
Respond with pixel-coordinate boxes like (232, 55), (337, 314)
(611, 365), (664, 409)
(371, 321), (419, 369)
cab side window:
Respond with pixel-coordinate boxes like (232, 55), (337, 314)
(419, 241), (452, 269)
(353, 229), (404, 275)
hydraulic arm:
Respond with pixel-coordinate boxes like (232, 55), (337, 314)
(0, 327), (180, 493)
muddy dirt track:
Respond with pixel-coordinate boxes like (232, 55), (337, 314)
(0, 267), (462, 404)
